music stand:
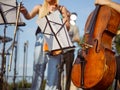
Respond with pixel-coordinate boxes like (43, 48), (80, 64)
(0, 0), (25, 26)
(37, 10), (75, 90)
(0, 0), (25, 90)
(37, 10), (74, 52)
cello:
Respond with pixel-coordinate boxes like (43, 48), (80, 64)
(71, 5), (120, 90)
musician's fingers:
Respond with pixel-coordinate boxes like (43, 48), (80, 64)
(20, 5), (27, 14)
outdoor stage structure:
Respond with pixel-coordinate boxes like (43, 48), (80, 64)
(0, 0), (25, 90)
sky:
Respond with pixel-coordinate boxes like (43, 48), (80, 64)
(0, 0), (120, 80)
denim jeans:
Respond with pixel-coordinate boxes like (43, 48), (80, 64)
(45, 54), (61, 90)
(63, 50), (74, 90)
(30, 33), (61, 90)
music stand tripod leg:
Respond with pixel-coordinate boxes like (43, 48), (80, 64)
(57, 54), (65, 90)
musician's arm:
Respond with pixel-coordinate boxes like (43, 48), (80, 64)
(61, 6), (70, 30)
(20, 5), (41, 20)
(95, 0), (120, 13)
(73, 26), (81, 43)
(107, 1), (120, 13)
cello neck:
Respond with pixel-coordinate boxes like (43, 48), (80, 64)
(87, 5), (101, 35)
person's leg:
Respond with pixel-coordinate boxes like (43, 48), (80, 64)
(118, 80), (120, 89)
(64, 50), (74, 90)
(30, 33), (47, 90)
(45, 54), (61, 90)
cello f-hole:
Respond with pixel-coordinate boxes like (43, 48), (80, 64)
(94, 39), (100, 53)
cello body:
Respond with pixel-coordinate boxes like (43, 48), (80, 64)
(71, 6), (120, 90)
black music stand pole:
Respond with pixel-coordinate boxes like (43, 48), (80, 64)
(0, 1), (25, 90)
(0, 4), (8, 90)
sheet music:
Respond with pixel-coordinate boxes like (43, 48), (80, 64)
(36, 10), (74, 51)
(0, 0), (24, 25)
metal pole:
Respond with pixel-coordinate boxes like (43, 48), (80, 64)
(9, 0), (23, 71)
(13, 43), (17, 90)
(25, 41), (28, 80)
(22, 43), (25, 88)
(22, 41), (28, 88)
(0, 25), (7, 90)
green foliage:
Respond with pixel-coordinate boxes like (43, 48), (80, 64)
(6, 79), (47, 90)
(80, 36), (84, 43)
(18, 80), (31, 88)
(107, 85), (113, 90)
(41, 79), (46, 90)
(6, 80), (32, 90)
(115, 34), (120, 54)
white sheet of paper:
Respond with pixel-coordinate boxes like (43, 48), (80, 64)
(0, 0), (24, 25)
(36, 10), (74, 51)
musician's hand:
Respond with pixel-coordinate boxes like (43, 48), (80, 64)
(49, 4), (58, 12)
(20, 5), (28, 15)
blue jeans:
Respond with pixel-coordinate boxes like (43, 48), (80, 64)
(30, 33), (61, 90)
(45, 54), (61, 90)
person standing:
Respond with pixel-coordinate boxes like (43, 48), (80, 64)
(63, 12), (80, 90)
(20, 0), (70, 90)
